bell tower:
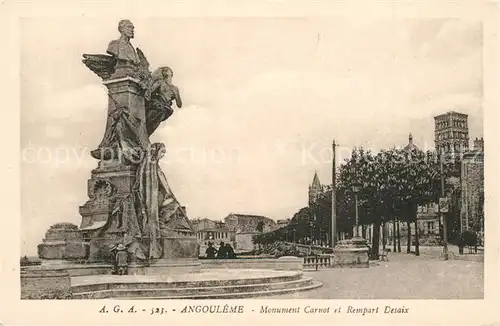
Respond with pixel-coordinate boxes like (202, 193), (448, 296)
(434, 111), (469, 154)
(308, 171), (322, 207)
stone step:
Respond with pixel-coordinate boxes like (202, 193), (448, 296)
(72, 277), (318, 299)
(121, 280), (323, 300)
(72, 273), (302, 294)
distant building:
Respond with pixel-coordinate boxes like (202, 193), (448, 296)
(191, 218), (218, 232)
(191, 218), (236, 256)
(434, 111), (469, 154)
(197, 227), (236, 247)
(277, 218), (291, 228)
(308, 171), (322, 206)
(460, 137), (484, 242)
(403, 132), (419, 151)
(224, 213), (279, 252)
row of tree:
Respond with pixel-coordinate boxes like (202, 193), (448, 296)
(254, 146), (465, 259)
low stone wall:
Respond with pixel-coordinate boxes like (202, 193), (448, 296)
(200, 256), (302, 271)
(35, 261), (114, 276)
(21, 268), (72, 299)
(130, 258), (201, 275)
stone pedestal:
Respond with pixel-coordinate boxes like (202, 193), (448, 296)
(333, 237), (369, 268)
(37, 223), (89, 261)
(91, 77), (149, 160)
(79, 163), (138, 262)
(161, 236), (199, 259)
(103, 77), (146, 122)
(80, 77), (149, 263)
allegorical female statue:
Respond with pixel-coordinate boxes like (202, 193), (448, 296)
(145, 66), (183, 136)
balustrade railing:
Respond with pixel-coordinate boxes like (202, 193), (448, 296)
(303, 254), (333, 270)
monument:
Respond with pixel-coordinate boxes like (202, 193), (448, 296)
(37, 19), (198, 274)
(22, 20), (316, 300)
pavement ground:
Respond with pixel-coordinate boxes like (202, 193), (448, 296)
(271, 249), (484, 299)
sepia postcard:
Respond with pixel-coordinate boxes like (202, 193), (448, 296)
(0, 0), (499, 325)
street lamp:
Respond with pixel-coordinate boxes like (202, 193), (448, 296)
(352, 182), (362, 238)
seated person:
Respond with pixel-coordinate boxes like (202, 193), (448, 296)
(225, 243), (236, 259)
(216, 242), (227, 259)
(205, 242), (217, 259)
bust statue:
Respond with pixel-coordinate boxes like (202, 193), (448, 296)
(82, 19), (149, 81)
(107, 19), (140, 66)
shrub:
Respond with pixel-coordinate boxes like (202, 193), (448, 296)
(459, 230), (478, 247)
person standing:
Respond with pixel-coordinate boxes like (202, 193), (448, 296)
(116, 244), (128, 275)
(108, 244), (118, 274)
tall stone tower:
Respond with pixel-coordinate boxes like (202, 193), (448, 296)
(434, 111), (469, 154)
(308, 171), (322, 207)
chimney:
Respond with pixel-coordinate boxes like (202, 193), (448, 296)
(181, 206), (187, 215)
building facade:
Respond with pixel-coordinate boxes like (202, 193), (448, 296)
(224, 213), (279, 252)
(196, 228), (236, 247)
(460, 138), (484, 243)
(191, 218), (218, 232)
(191, 218), (237, 256)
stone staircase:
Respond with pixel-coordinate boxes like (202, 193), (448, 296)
(71, 270), (322, 299)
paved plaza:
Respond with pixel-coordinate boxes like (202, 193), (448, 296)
(272, 250), (484, 299)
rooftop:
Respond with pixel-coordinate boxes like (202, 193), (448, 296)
(311, 171), (322, 188)
(226, 213), (276, 222)
(403, 133), (420, 152)
(434, 111), (469, 119)
(198, 227), (235, 232)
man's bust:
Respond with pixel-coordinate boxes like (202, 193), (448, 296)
(107, 19), (140, 66)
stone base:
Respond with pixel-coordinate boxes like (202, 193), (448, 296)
(128, 258), (201, 275)
(199, 257), (303, 271)
(161, 236), (198, 259)
(70, 269), (321, 299)
(38, 223), (89, 261)
(26, 262), (114, 277)
(276, 256), (303, 271)
(333, 237), (369, 268)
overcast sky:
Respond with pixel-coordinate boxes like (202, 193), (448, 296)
(20, 17), (483, 255)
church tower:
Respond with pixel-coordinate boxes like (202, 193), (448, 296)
(434, 111), (469, 154)
(308, 171), (322, 207)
